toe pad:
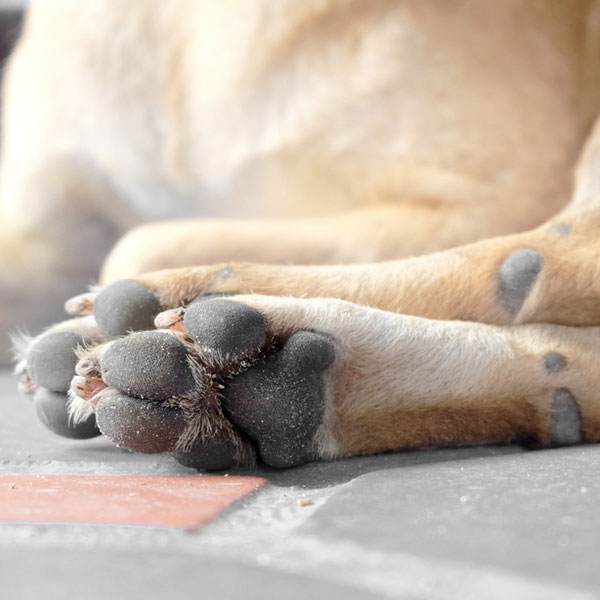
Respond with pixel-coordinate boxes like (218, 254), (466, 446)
(34, 388), (100, 439)
(183, 299), (266, 357)
(96, 393), (186, 453)
(94, 280), (161, 336)
(100, 331), (195, 400)
(26, 331), (83, 392)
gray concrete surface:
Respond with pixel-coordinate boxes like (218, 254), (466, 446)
(1, 368), (599, 600)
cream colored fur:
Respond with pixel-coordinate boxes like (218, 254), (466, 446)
(8, 1), (600, 455)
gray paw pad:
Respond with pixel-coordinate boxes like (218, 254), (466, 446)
(174, 439), (238, 471)
(549, 388), (582, 445)
(34, 388), (100, 439)
(183, 298), (266, 357)
(96, 393), (186, 453)
(26, 331), (84, 392)
(543, 352), (566, 374)
(497, 248), (542, 315)
(222, 331), (335, 468)
(100, 331), (195, 401)
(94, 280), (161, 336)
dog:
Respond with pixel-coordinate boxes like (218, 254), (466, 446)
(8, 0), (600, 469)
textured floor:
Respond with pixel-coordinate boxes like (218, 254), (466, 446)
(1, 368), (599, 600)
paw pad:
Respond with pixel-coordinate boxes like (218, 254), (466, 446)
(26, 331), (84, 392)
(95, 393), (187, 453)
(173, 439), (240, 471)
(94, 280), (161, 336)
(100, 331), (195, 400)
(34, 388), (100, 439)
(223, 331), (335, 468)
(183, 298), (266, 357)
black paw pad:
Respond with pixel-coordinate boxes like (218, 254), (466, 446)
(222, 331), (335, 468)
(95, 393), (186, 453)
(34, 388), (100, 439)
(94, 280), (161, 336)
(497, 248), (542, 315)
(173, 439), (239, 471)
(183, 299), (266, 357)
(100, 331), (195, 400)
(26, 331), (83, 392)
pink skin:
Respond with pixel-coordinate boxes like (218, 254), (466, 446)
(154, 308), (186, 333)
(70, 375), (107, 407)
(65, 292), (98, 316)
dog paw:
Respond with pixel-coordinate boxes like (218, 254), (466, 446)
(14, 319), (108, 439)
(71, 297), (336, 469)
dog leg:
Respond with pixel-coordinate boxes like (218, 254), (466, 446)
(92, 111), (600, 328)
(100, 191), (557, 282)
(57, 295), (599, 468)
(61, 207), (600, 334)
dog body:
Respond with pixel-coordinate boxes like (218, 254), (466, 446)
(10, 1), (600, 466)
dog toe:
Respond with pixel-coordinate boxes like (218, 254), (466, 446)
(100, 331), (196, 400)
(183, 298), (266, 357)
(34, 388), (100, 439)
(26, 331), (84, 392)
(95, 392), (187, 453)
(94, 280), (162, 336)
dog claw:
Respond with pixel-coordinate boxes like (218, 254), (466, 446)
(65, 292), (98, 316)
(154, 308), (186, 332)
(70, 375), (107, 404)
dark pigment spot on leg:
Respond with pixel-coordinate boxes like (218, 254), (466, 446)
(222, 331), (335, 468)
(543, 352), (566, 374)
(94, 280), (161, 336)
(96, 393), (186, 453)
(100, 331), (195, 400)
(34, 388), (100, 439)
(26, 331), (83, 392)
(183, 298), (266, 357)
(497, 248), (542, 315)
(549, 388), (582, 445)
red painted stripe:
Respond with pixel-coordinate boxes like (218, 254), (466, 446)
(0, 474), (267, 528)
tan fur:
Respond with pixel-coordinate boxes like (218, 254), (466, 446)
(8, 1), (600, 456)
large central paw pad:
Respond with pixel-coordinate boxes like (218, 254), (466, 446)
(75, 298), (337, 470)
(223, 331), (335, 468)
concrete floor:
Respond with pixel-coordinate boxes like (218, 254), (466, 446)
(1, 368), (599, 600)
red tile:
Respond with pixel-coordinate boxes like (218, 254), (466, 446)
(0, 474), (267, 528)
